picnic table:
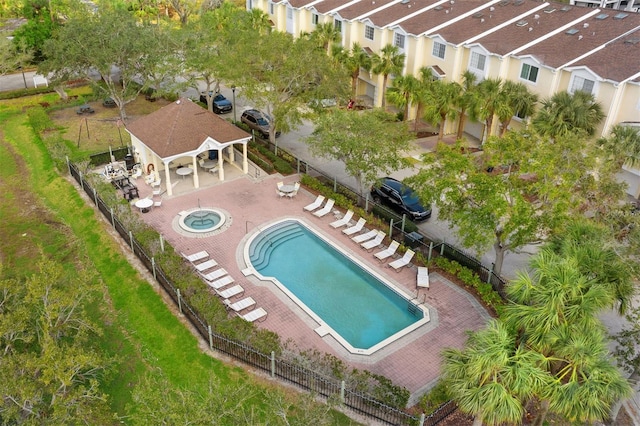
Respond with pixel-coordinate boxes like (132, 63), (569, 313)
(77, 104), (95, 114)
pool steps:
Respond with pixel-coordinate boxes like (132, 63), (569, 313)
(249, 222), (304, 269)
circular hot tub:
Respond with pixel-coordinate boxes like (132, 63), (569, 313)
(179, 208), (226, 233)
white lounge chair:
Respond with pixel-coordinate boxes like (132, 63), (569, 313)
(342, 218), (366, 236)
(417, 267), (430, 289)
(216, 284), (244, 299)
(200, 268), (227, 282)
(303, 195), (325, 211)
(207, 275), (234, 290)
(241, 307), (267, 322)
(224, 296), (256, 312)
(182, 250), (209, 263)
(374, 241), (400, 262)
(352, 229), (378, 244)
(313, 198), (335, 217)
(389, 249), (415, 272)
(329, 210), (354, 228)
(361, 230), (386, 251)
(194, 259), (218, 272)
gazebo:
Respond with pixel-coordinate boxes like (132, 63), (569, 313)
(126, 98), (252, 196)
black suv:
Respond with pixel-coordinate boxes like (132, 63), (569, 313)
(370, 177), (431, 221)
(199, 92), (233, 114)
(240, 109), (281, 138)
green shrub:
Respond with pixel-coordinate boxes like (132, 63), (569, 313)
(0, 86), (53, 100)
(433, 257), (503, 310)
(417, 381), (451, 415)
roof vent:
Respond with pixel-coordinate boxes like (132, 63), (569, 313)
(401, 0), (409, 4)
(624, 38), (640, 45)
(473, 12), (483, 18)
(534, 14), (540, 20)
(513, 0), (524, 5)
(583, 22), (589, 28)
(614, 12), (629, 19)
(516, 19), (528, 27)
(544, 7), (556, 13)
(560, 6), (571, 11)
(566, 28), (579, 35)
(489, 6), (495, 11)
(434, 5), (443, 10)
(595, 13), (608, 20)
(499, 0), (510, 5)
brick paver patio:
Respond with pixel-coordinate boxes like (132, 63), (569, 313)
(134, 166), (490, 404)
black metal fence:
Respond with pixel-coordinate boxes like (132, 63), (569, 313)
(68, 159), (459, 426)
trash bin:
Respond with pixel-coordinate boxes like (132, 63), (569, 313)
(124, 154), (135, 171)
(404, 231), (424, 249)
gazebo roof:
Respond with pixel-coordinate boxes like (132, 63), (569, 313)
(126, 98), (250, 159)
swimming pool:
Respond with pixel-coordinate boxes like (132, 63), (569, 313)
(243, 219), (429, 355)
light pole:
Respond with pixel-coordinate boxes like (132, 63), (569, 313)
(231, 85), (237, 122)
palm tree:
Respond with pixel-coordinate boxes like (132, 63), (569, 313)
(442, 320), (549, 426)
(248, 8), (272, 35)
(532, 90), (605, 138)
(422, 79), (460, 143)
(545, 220), (635, 315)
(598, 124), (640, 169)
(332, 42), (372, 100)
(371, 44), (405, 110)
(311, 22), (341, 56)
(503, 249), (632, 425)
(411, 67), (435, 132)
(455, 70), (478, 140)
(497, 80), (538, 137)
(476, 77), (506, 142)
(385, 74), (419, 121)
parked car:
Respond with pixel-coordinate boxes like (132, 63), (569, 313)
(199, 92), (232, 114)
(240, 109), (281, 138)
(370, 177), (431, 221)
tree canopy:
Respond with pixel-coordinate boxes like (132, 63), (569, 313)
(40, 8), (165, 119)
(238, 30), (349, 144)
(408, 130), (624, 280)
(305, 108), (412, 197)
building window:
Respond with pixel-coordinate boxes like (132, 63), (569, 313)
(520, 63), (539, 83)
(334, 19), (342, 32)
(571, 76), (595, 94)
(470, 51), (486, 71)
(365, 25), (374, 40)
(432, 41), (445, 59)
(312, 13), (318, 25)
(394, 33), (405, 49)
(269, 2), (274, 14)
(287, 7), (292, 19)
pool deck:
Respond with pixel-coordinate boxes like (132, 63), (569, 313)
(130, 167), (491, 404)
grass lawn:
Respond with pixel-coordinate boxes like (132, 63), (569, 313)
(0, 94), (357, 424)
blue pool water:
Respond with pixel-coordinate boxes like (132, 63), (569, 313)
(248, 220), (423, 351)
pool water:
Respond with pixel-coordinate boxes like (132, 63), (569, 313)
(178, 208), (226, 234)
(184, 211), (221, 230)
(247, 220), (425, 353)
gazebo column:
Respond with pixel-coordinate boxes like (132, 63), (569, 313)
(242, 142), (248, 174)
(164, 161), (172, 196)
(191, 156), (200, 188)
(227, 145), (235, 165)
(218, 150), (225, 181)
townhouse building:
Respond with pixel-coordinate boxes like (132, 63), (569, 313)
(248, 0), (640, 195)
